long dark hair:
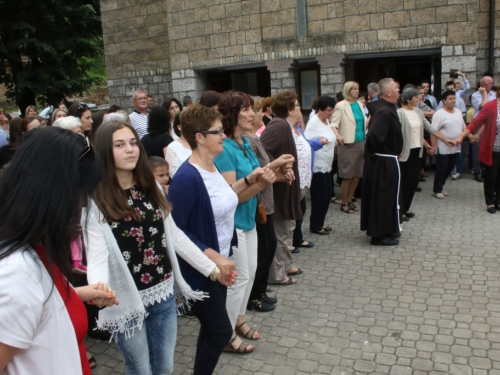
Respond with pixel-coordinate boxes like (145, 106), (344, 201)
(92, 120), (171, 222)
(0, 127), (103, 280)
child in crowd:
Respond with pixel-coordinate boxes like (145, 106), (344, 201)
(149, 156), (170, 194)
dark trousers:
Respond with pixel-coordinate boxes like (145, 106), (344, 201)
(472, 137), (482, 177)
(482, 153), (500, 206)
(399, 148), (421, 214)
(292, 197), (307, 246)
(191, 282), (232, 375)
(309, 172), (332, 232)
(433, 153), (458, 194)
(250, 214), (277, 300)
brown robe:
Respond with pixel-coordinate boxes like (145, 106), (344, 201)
(260, 116), (302, 221)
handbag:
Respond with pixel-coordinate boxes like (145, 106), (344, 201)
(256, 195), (267, 224)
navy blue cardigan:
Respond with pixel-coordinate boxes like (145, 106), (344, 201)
(168, 161), (235, 290)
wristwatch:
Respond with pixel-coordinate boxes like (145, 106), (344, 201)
(209, 266), (221, 281)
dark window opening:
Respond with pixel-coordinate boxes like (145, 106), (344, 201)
(204, 67), (271, 97)
(344, 49), (442, 98)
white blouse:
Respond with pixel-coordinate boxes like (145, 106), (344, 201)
(290, 123), (312, 189)
(402, 109), (422, 149)
(304, 115), (336, 173)
(192, 164), (238, 258)
(165, 140), (192, 178)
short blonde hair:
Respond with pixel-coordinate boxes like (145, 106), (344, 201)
(342, 81), (359, 101)
(252, 96), (264, 113)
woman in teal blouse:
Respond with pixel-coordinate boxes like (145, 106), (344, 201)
(331, 81), (367, 214)
(215, 91), (276, 354)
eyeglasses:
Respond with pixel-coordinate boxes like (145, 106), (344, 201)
(200, 128), (225, 136)
(78, 133), (95, 160)
(294, 102), (301, 107)
(133, 97), (148, 101)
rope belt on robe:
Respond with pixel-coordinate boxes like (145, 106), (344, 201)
(374, 153), (402, 232)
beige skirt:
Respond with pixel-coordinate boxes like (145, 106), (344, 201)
(337, 141), (364, 178)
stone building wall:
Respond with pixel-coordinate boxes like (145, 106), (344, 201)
(100, 0), (500, 110)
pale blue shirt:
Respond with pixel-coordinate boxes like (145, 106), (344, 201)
(425, 94), (438, 110)
(455, 79), (470, 99)
(471, 90), (497, 119)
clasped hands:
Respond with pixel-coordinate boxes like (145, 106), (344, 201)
(214, 256), (238, 286)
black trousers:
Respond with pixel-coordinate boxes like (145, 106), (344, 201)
(482, 152), (500, 206)
(309, 172), (332, 232)
(292, 197), (307, 246)
(399, 148), (421, 214)
(433, 153), (458, 194)
(190, 282), (232, 375)
(250, 214), (277, 300)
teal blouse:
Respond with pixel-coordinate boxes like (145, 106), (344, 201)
(214, 137), (260, 231)
(351, 102), (365, 142)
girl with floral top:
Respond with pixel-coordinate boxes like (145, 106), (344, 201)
(85, 120), (228, 375)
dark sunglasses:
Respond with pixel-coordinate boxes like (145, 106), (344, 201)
(78, 134), (94, 160)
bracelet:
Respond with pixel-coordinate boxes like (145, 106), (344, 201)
(244, 176), (250, 186)
(209, 266), (221, 282)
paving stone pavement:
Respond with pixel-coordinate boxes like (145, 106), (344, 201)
(86, 170), (500, 375)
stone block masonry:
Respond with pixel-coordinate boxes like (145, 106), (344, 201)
(101, 0), (500, 111)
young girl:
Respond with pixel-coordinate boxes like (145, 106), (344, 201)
(149, 156), (170, 195)
(85, 120), (230, 374)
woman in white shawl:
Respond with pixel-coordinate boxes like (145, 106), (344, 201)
(85, 120), (234, 374)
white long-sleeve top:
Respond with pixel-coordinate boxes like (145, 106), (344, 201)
(83, 200), (215, 337)
(304, 115), (336, 173)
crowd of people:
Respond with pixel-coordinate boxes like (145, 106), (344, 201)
(0, 71), (498, 374)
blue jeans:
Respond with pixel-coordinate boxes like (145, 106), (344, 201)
(116, 294), (177, 375)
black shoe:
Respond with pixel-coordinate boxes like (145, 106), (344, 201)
(291, 247), (300, 254)
(419, 177), (426, 182)
(247, 298), (275, 312)
(401, 216), (409, 222)
(262, 293), (277, 304)
(475, 175), (484, 182)
(390, 233), (401, 239)
(405, 212), (415, 218)
(371, 237), (399, 246)
(415, 187), (422, 192)
(293, 241), (315, 248)
(487, 206), (496, 214)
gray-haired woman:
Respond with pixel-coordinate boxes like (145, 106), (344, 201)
(397, 88), (454, 221)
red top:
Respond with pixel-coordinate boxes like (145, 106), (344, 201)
(467, 99), (499, 166)
(34, 245), (91, 375)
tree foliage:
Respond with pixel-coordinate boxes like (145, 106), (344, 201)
(0, 0), (103, 114)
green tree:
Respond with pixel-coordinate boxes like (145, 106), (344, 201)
(0, 0), (103, 115)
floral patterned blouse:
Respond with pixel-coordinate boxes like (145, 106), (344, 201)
(109, 185), (172, 291)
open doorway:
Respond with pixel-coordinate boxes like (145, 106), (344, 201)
(344, 48), (442, 98)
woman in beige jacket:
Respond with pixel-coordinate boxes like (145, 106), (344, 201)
(331, 81), (367, 214)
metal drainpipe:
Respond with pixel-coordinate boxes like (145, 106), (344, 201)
(489, 0), (495, 75)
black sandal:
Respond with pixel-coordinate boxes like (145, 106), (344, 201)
(341, 204), (355, 214)
(348, 202), (359, 212)
(311, 228), (329, 235)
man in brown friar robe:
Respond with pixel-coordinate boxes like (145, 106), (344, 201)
(361, 78), (404, 246)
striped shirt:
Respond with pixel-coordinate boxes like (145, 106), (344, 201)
(129, 110), (148, 139)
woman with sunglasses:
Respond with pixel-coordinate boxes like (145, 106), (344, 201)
(215, 91), (276, 354)
(0, 127), (117, 375)
(85, 120), (227, 374)
(169, 104), (241, 374)
(68, 102), (93, 134)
